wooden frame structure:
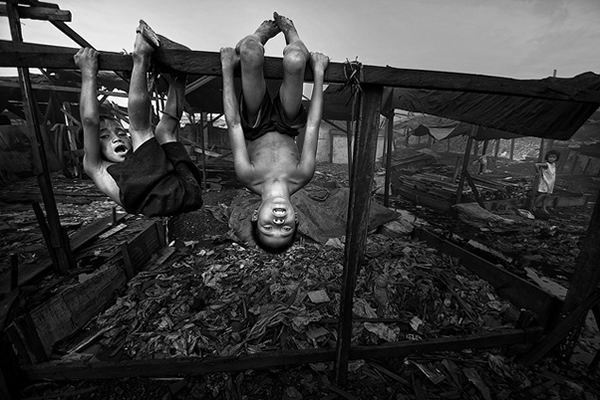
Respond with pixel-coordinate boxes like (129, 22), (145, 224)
(2, 1), (600, 398)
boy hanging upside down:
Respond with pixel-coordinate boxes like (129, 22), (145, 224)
(74, 20), (203, 217)
(221, 12), (329, 251)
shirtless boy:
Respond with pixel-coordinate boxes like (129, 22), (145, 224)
(221, 12), (329, 251)
(74, 20), (203, 217)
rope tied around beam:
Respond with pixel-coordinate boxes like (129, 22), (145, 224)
(343, 57), (362, 107)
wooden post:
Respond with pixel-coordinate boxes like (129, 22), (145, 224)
(570, 154), (579, 174)
(346, 120), (354, 179)
(455, 127), (475, 203)
(494, 138), (501, 158)
(201, 112), (209, 190)
(6, 3), (74, 273)
(481, 139), (489, 156)
(335, 84), (383, 386)
(384, 113), (394, 207)
(519, 189), (600, 364)
(473, 138), (479, 159)
(528, 138), (545, 211)
(510, 139), (515, 160)
(10, 255), (18, 291)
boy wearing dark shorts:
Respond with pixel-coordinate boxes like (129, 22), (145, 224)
(221, 12), (329, 251)
(74, 20), (202, 217)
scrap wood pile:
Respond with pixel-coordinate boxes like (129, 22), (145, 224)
(0, 191), (120, 279)
(74, 234), (519, 361)
(393, 168), (530, 203)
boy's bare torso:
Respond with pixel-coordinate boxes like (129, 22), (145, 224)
(242, 131), (309, 193)
(85, 157), (122, 206)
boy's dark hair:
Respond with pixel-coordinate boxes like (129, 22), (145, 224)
(545, 149), (560, 162)
(251, 219), (298, 253)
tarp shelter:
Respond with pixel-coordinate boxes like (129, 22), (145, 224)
(391, 72), (600, 141)
(320, 72), (600, 141)
(399, 117), (526, 141)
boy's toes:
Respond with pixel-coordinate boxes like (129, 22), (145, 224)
(136, 19), (160, 49)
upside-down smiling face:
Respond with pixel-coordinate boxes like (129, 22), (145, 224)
(253, 196), (298, 248)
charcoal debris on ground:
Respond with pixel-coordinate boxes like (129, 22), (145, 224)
(2, 163), (600, 399)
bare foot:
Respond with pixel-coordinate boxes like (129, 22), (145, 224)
(253, 19), (281, 44)
(273, 12), (299, 44)
(235, 20), (280, 52)
(310, 52), (329, 73)
(134, 20), (159, 57)
(220, 47), (240, 71)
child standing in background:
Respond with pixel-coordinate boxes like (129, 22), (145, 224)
(534, 149), (560, 213)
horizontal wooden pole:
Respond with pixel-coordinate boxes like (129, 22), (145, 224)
(21, 328), (541, 380)
(2, 40), (599, 103)
(0, 4), (71, 21)
(0, 80), (128, 97)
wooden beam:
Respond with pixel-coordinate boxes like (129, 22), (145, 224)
(518, 291), (600, 366)
(0, 81), (128, 97)
(0, 213), (126, 294)
(0, 5), (71, 21)
(185, 76), (215, 95)
(456, 130), (475, 203)
(5, 220), (164, 362)
(2, 40), (600, 103)
(335, 83), (383, 385)
(413, 227), (563, 328)
(6, 2), (75, 274)
(20, 328), (542, 380)
(384, 113), (394, 207)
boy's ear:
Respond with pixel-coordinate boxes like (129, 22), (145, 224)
(294, 212), (299, 224)
(251, 209), (259, 221)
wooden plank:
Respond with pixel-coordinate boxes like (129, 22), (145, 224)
(456, 132), (474, 203)
(8, 221), (165, 359)
(0, 5), (71, 21)
(0, 80), (128, 97)
(1, 40), (600, 103)
(123, 221), (165, 274)
(20, 328), (542, 380)
(463, 169), (485, 207)
(0, 213), (126, 293)
(27, 261), (128, 357)
(5, 313), (48, 365)
(0, 290), (20, 331)
(6, 3), (75, 274)
(336, 84), (383, 385)
(518, 291), (600, 366)
(413, 227), (563, 328)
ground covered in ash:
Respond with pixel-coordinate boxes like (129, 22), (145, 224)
(2, 158), (600, 400)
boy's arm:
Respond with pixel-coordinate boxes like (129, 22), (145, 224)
(74, 48), (102, 171)
(220, 48), (253, 179)
(298, 52), (329, 174)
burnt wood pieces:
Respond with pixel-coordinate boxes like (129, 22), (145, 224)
(20, 328), (543, 380)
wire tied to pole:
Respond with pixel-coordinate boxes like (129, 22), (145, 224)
(343, 57), (362, 106)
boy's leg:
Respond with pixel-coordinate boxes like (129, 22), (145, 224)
(155, 35), (190, 144)
(129, 20), (158, 150)
(274, 12), (309, 120)
(236, 20), (280, 123)
(155, 74), (186, 144)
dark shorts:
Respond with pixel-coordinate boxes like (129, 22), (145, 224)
(240, 87), (308, 140)
(107, 138), (203, 217)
